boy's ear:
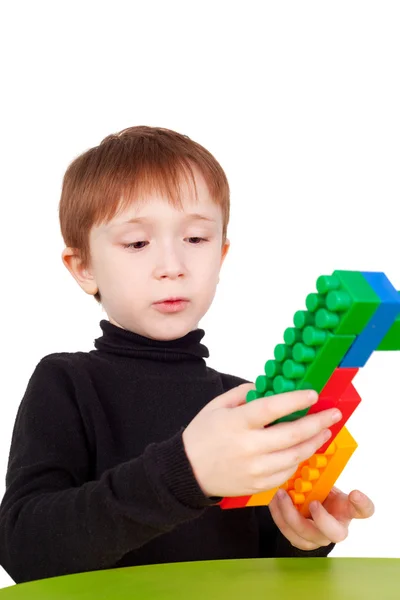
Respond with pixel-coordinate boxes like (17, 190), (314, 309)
(61, 247), (99, 296)
(220, 239), (230, 265)
(217, 239), (230, 283)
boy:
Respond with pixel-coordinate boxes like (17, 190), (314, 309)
(0, 126), (374, 584)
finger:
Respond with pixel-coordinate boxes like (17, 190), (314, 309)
(323, 488), (375, 523)
(249, 464), (302, 494)
(269, 496), (328, 551)
(347, 490), (375, 519)
(308, 500), (349, 543)
(238, 389), (319, 428)
(274, 490), (333, 546)
(258, 407), (342, 452)
(252, 427), (333, 484)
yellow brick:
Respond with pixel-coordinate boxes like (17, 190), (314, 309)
(298, 426), (357, 517)
(245, 488), (278, 507)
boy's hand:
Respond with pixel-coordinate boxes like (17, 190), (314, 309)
(182, 383), (343, 498)
(269, 486), (375, 550)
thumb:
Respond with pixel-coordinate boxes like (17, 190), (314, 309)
(206, 382), (255, 411)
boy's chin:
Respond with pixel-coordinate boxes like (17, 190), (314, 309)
(148, 317), (199, 341)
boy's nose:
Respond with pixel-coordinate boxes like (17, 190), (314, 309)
(159, 270), (184, 279)
(157, 267), (185, 280)
(153, 248), (187, 280)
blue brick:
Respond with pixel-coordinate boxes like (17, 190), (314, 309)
(340, 272), (400, 367)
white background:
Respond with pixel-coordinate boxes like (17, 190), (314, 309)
(1, 0), (399, 589)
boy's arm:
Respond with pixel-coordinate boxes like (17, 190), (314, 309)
(0, 358), (212, 584)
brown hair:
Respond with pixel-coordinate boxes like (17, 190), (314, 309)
(58, 125), (230, 303)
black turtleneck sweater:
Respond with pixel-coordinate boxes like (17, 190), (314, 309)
(0, 320), (334, 584)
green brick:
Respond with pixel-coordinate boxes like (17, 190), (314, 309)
(296, 332), (355, 392)
(306, 292), (325, 312)
(316, 274), (341, 293)
(273, 376), (295, 393)
(284, 327), (302, 345)
(302, 326), (328, 346)
(292, 343), (316, 363)
(329, 270), (381, 335)
(255, 375), (273, 394)
(293, 310), (314, 328)
(246, 389), (262, 402)
(282, 359), (306, 379)
(377, 313), (400, 351)
(274, 343), (292, 361)
(315, 308), (340, 330)
(265, 360), (283, 378)
(250, 270), (383, 424)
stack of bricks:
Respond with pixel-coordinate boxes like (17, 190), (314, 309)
(220, 271), (400, 516)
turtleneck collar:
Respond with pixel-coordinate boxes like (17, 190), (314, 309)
(92, 319), (209, 362)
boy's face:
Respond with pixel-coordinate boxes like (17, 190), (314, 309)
(63, 168), (230, 340)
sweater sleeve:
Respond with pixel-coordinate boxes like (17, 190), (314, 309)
(0, 358), (213, 584)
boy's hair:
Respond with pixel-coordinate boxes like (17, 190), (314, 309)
(58, 125), (230, 303)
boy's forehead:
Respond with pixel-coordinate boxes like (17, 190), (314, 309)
(92, 164), (225, 234)
(94, 195), (222, 237)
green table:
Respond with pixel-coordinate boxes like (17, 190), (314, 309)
(0, 558), (399, 599)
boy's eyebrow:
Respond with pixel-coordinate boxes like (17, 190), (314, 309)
(113, 213), (217, 227)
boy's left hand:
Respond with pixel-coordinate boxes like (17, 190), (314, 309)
(269, 486), (375, 550)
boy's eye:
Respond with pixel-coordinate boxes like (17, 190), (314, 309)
(187, 237), (207, 244)
(123, 241), (148, 249)
(123, 237), (208, 250)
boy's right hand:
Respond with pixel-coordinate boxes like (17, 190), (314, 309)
(182, 383), (342, 499)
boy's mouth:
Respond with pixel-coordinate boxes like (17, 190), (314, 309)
(153, 297), (189, 313)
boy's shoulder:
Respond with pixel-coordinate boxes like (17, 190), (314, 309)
(38, 350), (91, 366)
(32, 350), (93, 379)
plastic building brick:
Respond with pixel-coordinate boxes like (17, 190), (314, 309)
(245, 489), (277, 507)
(319, 270), (380, 335)
(341, 272), (400, 367)
(307, 381), (361, 453)
(219, 495), (251, 509)
(219, 427), (357, 517)
(219, 270), (400, 516)
(283, 426), (357, 517)
(377, 313), (400, 351)
(317, 367), (359, 398)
